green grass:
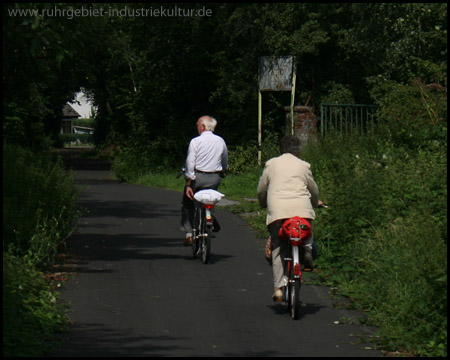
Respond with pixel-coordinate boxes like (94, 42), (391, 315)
(135, 170), (185, 192)
(134, 168), (269, 238)
(134, 167), (262, 202)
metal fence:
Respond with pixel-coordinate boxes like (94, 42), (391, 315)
(319, 104), (379, 136)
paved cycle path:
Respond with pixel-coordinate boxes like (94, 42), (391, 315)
(51, 169), (382, 357)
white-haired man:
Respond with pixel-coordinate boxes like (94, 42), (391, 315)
(181, 116), (228, 246)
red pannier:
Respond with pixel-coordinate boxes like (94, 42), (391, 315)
(278, 217), (312, 242)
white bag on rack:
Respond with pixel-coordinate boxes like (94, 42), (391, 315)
(194, 189), (225, 205)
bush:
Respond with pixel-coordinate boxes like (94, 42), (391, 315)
(3, 143), (77, 356)
(369, 77), (447, 150)
(3, 251), (69, 357)
(3, 143), (79, 266)
(227, 142), (260, 174)
(113, 131), (280, 180)
(112, 134), (187, 182)
(224, 132), (280, 174)
(112, 143), (154, 182)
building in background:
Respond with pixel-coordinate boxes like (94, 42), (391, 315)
(61, 104), (81, 134)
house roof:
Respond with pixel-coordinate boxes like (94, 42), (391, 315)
(62, 104), (81, 118)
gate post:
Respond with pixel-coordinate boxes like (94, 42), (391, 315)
(284, 106), (317, 148)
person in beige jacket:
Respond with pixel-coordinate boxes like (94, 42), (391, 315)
(258, 135), (321, 302)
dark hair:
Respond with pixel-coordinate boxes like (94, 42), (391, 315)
(280, 135), (302, 155)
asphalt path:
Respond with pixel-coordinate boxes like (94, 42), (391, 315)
(50, 168), (382, 357)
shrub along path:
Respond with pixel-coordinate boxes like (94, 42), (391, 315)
(49, 162), (382, 357)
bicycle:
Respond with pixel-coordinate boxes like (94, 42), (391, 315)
(177, 168), (224, 264)
(191, 189), (224, 264)
(280, 204), (327, 320)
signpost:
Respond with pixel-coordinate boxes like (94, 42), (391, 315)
(258, 56), (296, 164)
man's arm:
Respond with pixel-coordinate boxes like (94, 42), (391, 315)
(221, 142), (229, 172)
(185, 140), (197, 181)
(257, 164), (269, 208)
(185, 140), (196, 200)
(305, 167), (319, 208)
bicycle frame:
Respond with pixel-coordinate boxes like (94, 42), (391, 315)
(193, 203), (214, 236)
(286, 238), (303, 281)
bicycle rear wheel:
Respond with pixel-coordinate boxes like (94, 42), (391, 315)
(290, 279), (301, 319)
(201, 225), (212, 264)
(284, 284), (291, 311)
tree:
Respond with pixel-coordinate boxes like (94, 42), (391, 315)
(3, 3), (89, 150)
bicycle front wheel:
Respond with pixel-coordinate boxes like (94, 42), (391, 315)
(192, 235), (200, 258)
(192, 208), (201, 258)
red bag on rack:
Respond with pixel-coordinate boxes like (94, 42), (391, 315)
(279, 217), (312, 241)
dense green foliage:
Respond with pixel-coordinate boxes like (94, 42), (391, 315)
(106, 2), (446, 168)
(3, 143), (78, 356)
(3, 3), (88, 150)
(3, 3), (446, 154)
(3, 143), (78, 263)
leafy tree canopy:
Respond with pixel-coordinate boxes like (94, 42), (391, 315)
(3, 3), (447, 151)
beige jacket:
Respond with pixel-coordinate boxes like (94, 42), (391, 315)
(257, 153), (319, 225)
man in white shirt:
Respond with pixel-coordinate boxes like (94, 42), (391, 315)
(182, 116), (228, 246)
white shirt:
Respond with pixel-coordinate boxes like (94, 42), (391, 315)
(185, 131), (228, 180)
